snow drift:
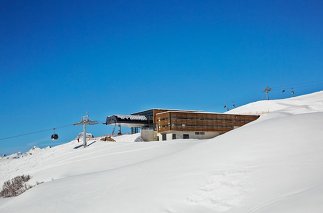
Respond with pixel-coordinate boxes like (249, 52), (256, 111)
(1, 91), (323, 213)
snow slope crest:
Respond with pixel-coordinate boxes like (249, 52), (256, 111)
(228, 90), (323, 115)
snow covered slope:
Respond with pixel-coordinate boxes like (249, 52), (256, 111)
(1, 91), (323, 213)
(228, 91), (323, 116)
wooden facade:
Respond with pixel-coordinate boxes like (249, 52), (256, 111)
(132, 109), (190, 130)
(156, 111), (259, 134)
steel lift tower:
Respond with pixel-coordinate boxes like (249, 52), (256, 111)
(73, 114), (98, 148)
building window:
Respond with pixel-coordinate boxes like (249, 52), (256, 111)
(162, 134), (166, 141)
(157, 136), (159, 141)
(172, 134), (176, 139)
(195, 132), (205, 135)
(183, 134), (189, 139)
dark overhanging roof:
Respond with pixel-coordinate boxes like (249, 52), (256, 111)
(105, 114), (148, 127)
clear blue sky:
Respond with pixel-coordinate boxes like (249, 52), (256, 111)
(1, 0), (323, 155)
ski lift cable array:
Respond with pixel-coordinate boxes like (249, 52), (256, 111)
(264, 79), (323, 90)
(0, 124), (73, 142)
(0, 117), (106, 143)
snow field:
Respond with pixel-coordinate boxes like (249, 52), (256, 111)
(1, 91), (323, 212)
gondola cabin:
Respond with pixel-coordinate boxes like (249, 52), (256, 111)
(51, 133), (59, 140)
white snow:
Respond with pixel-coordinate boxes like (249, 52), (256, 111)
(227, 91), (323, 116)
(1, 91), (323, 212)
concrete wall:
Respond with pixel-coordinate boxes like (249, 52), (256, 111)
(157, 131), (220, 141)
(141, 129), (157, 141)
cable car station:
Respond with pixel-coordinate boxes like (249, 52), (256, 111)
(105, 109), (259, 141)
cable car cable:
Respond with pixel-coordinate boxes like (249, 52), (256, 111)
(0, 124), (73, 142)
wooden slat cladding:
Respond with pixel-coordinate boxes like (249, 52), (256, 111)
(156, 111), (171, 132)
(152, 109), (170, 125)
(156, 111), (259, 133)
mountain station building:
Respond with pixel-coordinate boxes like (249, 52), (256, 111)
(105, 109), (259, 141)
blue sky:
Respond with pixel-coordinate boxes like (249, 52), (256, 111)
(1, 0), (323, 155)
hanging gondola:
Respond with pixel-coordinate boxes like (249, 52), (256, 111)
(51, 128), (59, 141)
(51, 134), (59, 140)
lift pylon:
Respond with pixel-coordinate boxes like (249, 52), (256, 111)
(73, 114), (98, 148)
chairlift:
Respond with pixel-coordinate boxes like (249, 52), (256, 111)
(51, 128), (59, 141)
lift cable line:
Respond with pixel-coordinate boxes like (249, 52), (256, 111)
(0, 124), (73, 142)
(265, 79), (323, 90)
(73, 114), (98, 148)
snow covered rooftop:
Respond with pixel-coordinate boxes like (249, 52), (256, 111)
(155, 110), (256, 116)
(113, 114), (147, 121)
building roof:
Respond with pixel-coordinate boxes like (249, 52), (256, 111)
(105, 114), (148, 127)
(114, 114), (147, 121)
(132, 108), (201, 115)
(155, 110), (259, 117)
